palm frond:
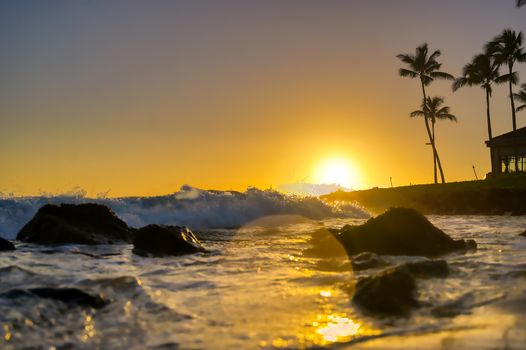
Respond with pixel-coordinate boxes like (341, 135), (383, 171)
(421, 75), (433, 86)
(399, 68), (418, 78)
(452, 77), (469, 91)
(517, 104), (526, 112)
(430, 71), (455, 80)
(513, 89), (526, 104)
(489, 29), (525, 67)
(495, 72), (518, 84)
(428, 50), (441, 62)
(425, 62), (442, 72)
(396, 54), (416, 65)
(437, 106), (450, 115)
(410, 110), (425, 118)
(440, 114), (458, 122)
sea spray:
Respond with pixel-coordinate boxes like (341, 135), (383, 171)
(0, 185), (368, 239)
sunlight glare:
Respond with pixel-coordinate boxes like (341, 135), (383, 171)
(314, 156), (358, 189)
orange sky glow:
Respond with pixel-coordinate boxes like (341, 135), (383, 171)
(1, 1), (525, 197)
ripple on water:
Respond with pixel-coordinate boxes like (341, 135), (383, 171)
(0, 215), (526, 349)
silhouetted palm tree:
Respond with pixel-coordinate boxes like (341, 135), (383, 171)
(453, 53), (505, 140)
(397, 43), (454, 184)
(411, 97), (458, 151)
(486, 30), (526, 131)
(513, 84), (526, 112)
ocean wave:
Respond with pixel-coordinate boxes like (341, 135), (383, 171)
(0, 185), (368, 239)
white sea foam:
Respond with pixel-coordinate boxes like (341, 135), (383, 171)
(0, 185), (368, 239)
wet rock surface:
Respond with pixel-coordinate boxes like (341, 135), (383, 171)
(336, 207), (476, 257)
(16, 203), (134, 245)
(353, 266), (419, 316)
(352, 260), (449, 315)
(133, 224), (207, 257)
(403, 259), (449, 278)
(0, 236), (15, 251)
(0, 287), (107, 308)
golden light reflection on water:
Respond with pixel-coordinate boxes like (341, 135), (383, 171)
(320, 290), (332, 298)
(3, 324), (11, 342)
(315, 313), (363, 342)
(266, 312), (380, 349)
(264, 288), (380, 348)
(81, 312), (96, 342)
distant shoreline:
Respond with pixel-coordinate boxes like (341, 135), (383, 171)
(321, 176), (526, 215)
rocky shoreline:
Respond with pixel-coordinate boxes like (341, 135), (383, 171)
(3, 202), (524, 321)
(322, 177), (526, 215)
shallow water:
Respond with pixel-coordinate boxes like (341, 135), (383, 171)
(1, 214), (526, 349)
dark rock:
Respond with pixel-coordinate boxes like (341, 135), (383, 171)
(17, 203), (134, 245)
(520, 230), (526, 237)
(336, 207), (476, 257)
(133, 224), (206, 257)
(0, 287), (107, 308)
(353, 267), (418, 315)
(304, 228), (348, 257)
(0, 237), (15, 251)
(351, 260), (449, 316)
(403, 260), (449, 278)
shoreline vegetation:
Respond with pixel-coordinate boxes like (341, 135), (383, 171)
(322, 175), (526, 215)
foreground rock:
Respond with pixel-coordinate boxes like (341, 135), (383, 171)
(403, 259), (449, 278)
(17, 203), (134, 245)
(336, 207), (476, 257)
(133, 224), (206, 257)
(0, 287), (107, 308)
(353, 267), (418, 315)
(0, 237), (15, 251)
(352, 260), (449, 315)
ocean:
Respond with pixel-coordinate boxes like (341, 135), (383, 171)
(1, 187), (525, 349)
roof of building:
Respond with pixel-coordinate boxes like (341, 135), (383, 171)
(486, 126), (526, 147)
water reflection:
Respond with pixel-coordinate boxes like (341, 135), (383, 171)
(315, 313), (365, 342)
(320, 290), (332, 298)
(81, 312), (96, 342)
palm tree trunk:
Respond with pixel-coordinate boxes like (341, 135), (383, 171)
(431, 122), (446, 183)
(420, 80), (444, 184)
(432, 121), (437, 182)
(435, 143), (446, 183)
(486, 88), (493, 140)
(509, 63), (517, 131)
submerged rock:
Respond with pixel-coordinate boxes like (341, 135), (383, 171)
(0, 237), (15, 251)
(352, 260), (449, 315)
(304, 228), (348, 257)
(0, 287), (107, 308)
(403, 259), (449, 278)
(336, 207), (476, 257)
(353, 267), (418, 315)
(351, 252), (388, 271)
(16, 203), (134, 245)
(133, 224), (206, 257)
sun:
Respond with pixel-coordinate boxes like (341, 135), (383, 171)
(314, 157), (358, 189)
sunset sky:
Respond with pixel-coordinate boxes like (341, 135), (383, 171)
(1, 1), (525, 197)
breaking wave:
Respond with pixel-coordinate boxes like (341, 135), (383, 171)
(0, 185), (368, 239)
